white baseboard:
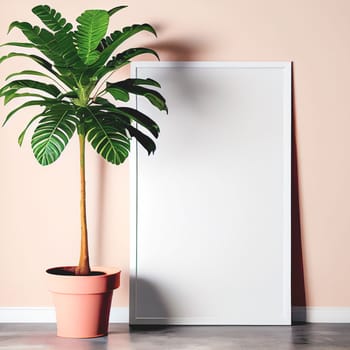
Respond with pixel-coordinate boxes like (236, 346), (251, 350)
(0, 307), (129, 323)
(292, 306), (350, 323)
(1, 307), (350, 323)
(110, 307), (129, 323)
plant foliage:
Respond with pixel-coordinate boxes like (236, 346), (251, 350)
(0, 4), (167, 166)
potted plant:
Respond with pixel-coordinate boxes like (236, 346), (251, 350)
(0, 4), (167, 338)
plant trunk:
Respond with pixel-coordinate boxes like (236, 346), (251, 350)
(75, 131), (91, 275)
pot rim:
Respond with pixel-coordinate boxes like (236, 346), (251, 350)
(46, 266), (121, 279)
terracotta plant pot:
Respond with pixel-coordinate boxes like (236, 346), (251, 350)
(46, 266), (121, 338)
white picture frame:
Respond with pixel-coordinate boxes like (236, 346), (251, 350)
(130, 62), (291, 325)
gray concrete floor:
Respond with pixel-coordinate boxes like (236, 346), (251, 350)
(1, 323), (350, 349)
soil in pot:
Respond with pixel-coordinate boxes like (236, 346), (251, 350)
(48, 266), (105, 276)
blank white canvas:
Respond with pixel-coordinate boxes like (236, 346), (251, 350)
(130, 62), (291, 325)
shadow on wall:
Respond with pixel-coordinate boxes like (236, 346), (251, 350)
(147, 22), (206, 60)
(129, 278), (172, 330)
(145, 38), (211, 118)
(93, 36), (205, 264)
(148, 38), (204, 61)
(95, 156), (107, 265)
(291, 62), (307, 324)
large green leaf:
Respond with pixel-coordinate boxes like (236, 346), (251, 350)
(95, 48), (159, 80)
(54, 30), (83, 70)
(94, 48), (159, 80)
(106, 87), (130, 102)
(84, 107), (130, 165)
(8, 22), (56, 58)
(32, 5), (73, 33)
(115, 107), (160, 138)
(18, 112), (44, 146)
(0, 52), (75, 88)
(0, 52), (53, 72)
(0, 79), (61, 97)
(119, 78), (161, 88)
(5, 70), (65, 92)
(6, 70), (56, 81)
(106, 79), (168, 112)
(31, 104), (79, 165)
(126, 124), (156, 154)
(95, 24), (157, 67)
(2, 99), (54, 126)
(90, 99), (160, 139)
(90, 97), (131, 125)
(107, 48), (159, 68)
(8, 21), (82, 70)
(4, 92), (48, 105)
(75, 10), (109, 65)
(89, 101), (157, 155)
(95, 63), (129, 81)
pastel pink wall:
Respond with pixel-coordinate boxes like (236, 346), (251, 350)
(1, 0), (349, 308)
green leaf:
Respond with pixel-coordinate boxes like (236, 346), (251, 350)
(96, 47), (159, 81)
(8, 21), (82, 70)
(84, 107), (130, 165)
(0, 52), (74, 88)
(6, 70), (55, 81)
(126, 124), (156, 154)
(57, 91), (79, 100)
(75, 10), (109, 65)
(143, 91), (168, 112)
(115, 107), (160, 138)
(31, 104), (79, 165)
(89, 97), (133, 126)
(124, 78), (161, 88)
(2, 100), (54, 126)
(0, 79), (61, 98)
(95, 61), (131, 80)
(106, 87), (130, 102)
(108, 5), (128, 17)
(32, 5), (73, 32)
(107, 79), (167, 112)
(0, 42), (35, 48)
(4, 92), (49, 105)
(8, 22), (55, 56)
(0, 52), (52, 71)
(54, 30), (83, 70)
(89, 101), (157, 154)
(91, 99), (160, 138)
(105, 47), (159, 70)
(1, 89), (17, 103)
(18, 113), (44, 146)
(95, 24), (157, 66)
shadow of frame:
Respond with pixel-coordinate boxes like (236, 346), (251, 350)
(129, 277), (172, 329)
(291, 62), (307, 324)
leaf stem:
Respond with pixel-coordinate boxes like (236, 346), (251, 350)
(92, 71), (115, 101)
